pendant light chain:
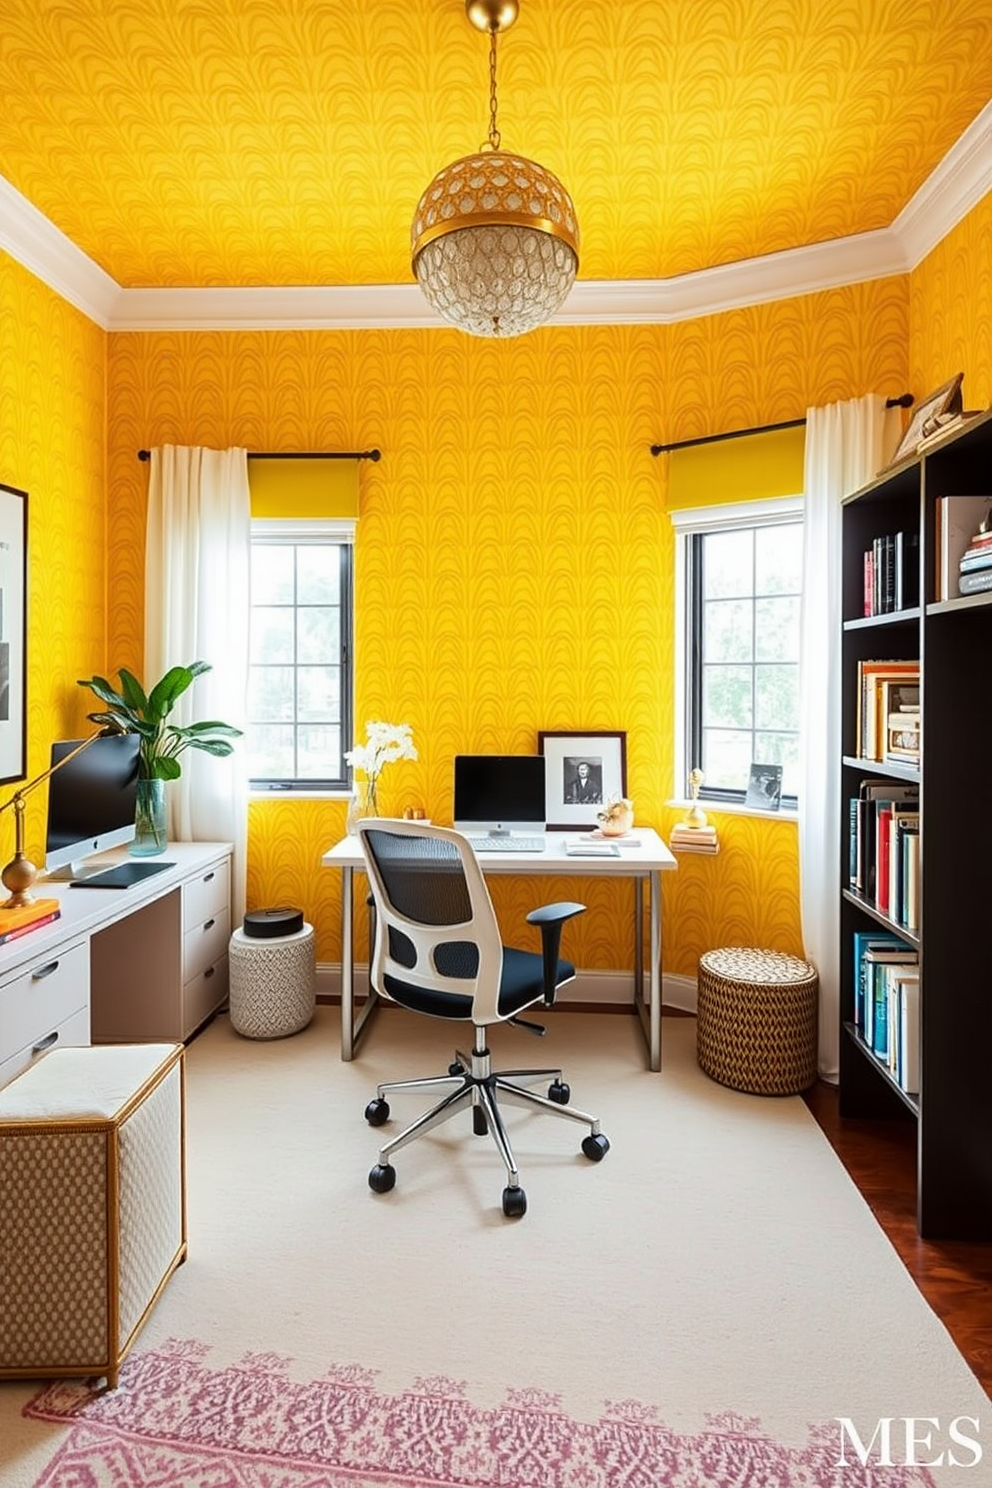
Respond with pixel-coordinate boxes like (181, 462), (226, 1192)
(485, 25), (501, 151)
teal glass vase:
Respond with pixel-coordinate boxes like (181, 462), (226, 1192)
(131, 778), (168, 856)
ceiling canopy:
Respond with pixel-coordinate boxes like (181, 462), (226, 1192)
(1, 0), (991, 292)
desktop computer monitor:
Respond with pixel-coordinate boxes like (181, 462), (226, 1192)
(44, 732), (142, 874)
(453, 754), (546, 835)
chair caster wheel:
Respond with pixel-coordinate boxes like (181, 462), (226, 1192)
(473, 1106), (488, 1135)
(582, 1133), (610, 1161)
(448, 1060), (465, 1076)
(365, 1098), (390, 1126)
(369, 1163), (396, 1194)
(502, 1186), (527, 1218)
(548, 1079), (570, 1104)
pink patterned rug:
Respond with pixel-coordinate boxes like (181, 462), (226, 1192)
(25, 1338), (935, 1487)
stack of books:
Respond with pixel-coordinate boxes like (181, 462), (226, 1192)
(958, 521), (992, 596)
(669, 823), (719, 855)
(0, 896), (61, 946)
(852, 931), (920, 1094)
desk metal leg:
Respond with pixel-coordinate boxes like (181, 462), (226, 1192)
(631, 871), (662, 1071)
(340, 866), (381, 1061)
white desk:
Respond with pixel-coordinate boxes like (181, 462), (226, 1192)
(0, 842), (232, 1088)
(321, 828), (677, 1071)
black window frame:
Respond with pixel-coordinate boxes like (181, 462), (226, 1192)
(247, 533), (354, 792)
(684, 520), (801, 810)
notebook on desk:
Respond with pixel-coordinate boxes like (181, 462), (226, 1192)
(453, 754), (547, 851)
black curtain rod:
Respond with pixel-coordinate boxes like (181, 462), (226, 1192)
(649, 394), (914, 456)
(137, 447), (382, 462)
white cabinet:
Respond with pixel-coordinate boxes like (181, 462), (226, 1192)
(0, 940), (90, 1088)
(180, 857), (230, 1038)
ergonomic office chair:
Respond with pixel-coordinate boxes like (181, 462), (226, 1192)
(356, 820), (610, 1218)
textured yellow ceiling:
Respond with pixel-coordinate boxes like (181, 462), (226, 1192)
(1, 0), (990, 290)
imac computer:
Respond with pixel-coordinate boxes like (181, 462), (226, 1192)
(44, 732), (173, 887)
(452, 755), (546, 848)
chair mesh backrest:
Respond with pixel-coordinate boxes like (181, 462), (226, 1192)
(364, 829), (472, 925)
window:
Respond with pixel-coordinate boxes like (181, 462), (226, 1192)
(676, 499), (802, 806)
(247, 519), (353, 790)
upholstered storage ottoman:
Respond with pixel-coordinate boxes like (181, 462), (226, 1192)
(229, 911), (315, 1039)
(0, 1041), (185, 1388)
(697, 947), (818, 1095)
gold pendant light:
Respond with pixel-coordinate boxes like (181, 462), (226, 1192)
(411, 0), (579, 338)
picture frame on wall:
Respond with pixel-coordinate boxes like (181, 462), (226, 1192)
(538, 730), (626, 830)
(0, 484), (27, 785)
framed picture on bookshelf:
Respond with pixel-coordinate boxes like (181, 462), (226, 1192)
(886, 372), (963, 466)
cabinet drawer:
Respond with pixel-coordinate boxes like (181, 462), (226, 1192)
(183, 954), (228, 1039)
(183, 908), (231, 983)
(0, 1004), (90, 1091)
(0, 942), (89, 1066)
(182, 858), (230, 932)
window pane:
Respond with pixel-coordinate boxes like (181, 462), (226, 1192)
(755, 596), (800, 661)
(755, 731), (800, 799)
(703, 729), (752, 790)
(755, 663), (798, 730)
(297, 606), (339, 663)
(252, 545), (294, 605)
(247, 723), (295, 779)
(252, 607), (294, 663)
(755, 523), (802, 594)
(704, 598), (752, 663)
(248, 665), (295, 721)
(703, 665), (753, 729)
(703, 529), (752, 599)
(297, 725), (341, 779)
(298, 666), (341, 722)
(297, 546), (339, 604)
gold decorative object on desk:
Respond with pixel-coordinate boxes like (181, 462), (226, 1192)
(0, 725), (125, 909)
(671, 768), (719, 855)
(597, 795), (634, 837)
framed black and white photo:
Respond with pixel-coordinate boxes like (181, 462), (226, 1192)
(0, 484), (26, 784)
(744, 761), (782, 811)
(538, 730), (626, 830)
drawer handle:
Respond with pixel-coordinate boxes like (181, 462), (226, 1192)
(204, 966), (215, 979)
(203, 872), (215, 883)
(31, 961), (61, 981)
(203, 918), (215, 932)
(32, 1030), (59, 1054)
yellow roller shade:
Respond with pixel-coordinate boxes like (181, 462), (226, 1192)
(248, 457), (359, 519)
(667, 425), (806, 512)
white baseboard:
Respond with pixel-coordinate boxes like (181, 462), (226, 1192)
(317, 963), (698, 1013)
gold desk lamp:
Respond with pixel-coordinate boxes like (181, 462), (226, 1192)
(0, 724), (126, 910)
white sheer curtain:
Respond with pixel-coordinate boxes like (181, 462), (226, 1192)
(800, 396), (900, 1080)
(145, 446), (250, 920)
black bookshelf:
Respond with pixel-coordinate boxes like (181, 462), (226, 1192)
(839, 407), (992, 1240)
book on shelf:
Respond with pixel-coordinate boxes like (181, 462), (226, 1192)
(852, 931), (906, 1034)
(849, 781), (918, 899)
(862, 531), (919, 617)
(859, 943), (918, 1052)
(958, 568), (992, 596)
(0, 899), (61, 946)
(935, 494), (992, 600)
(855, 660), (920, 760)
(670, 824), (717, 842)
(883, 709), (920, 763)
(898, 973), (921, 1095)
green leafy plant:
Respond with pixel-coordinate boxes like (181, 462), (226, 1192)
(77, 661), (242, 780)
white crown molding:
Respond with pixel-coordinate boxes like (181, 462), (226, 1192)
(2, 101), (990, 332)
(893, 97), (992, 269)
(0, 174), (119, 326)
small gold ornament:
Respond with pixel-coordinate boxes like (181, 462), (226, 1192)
(685, 767), (708, 829)
(597, 795), (634, 837)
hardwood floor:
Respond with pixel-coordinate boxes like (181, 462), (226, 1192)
(804, 1079), (992, 1397)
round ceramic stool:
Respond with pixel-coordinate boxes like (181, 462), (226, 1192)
(229, 910), (316, 1039)
(696, 946), (818, 1095)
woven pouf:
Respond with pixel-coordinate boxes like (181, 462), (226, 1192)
(229, 922), (316, 1039)
(696, 946), (818, 1095)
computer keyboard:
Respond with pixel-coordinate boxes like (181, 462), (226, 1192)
(469, 835), (546, 853)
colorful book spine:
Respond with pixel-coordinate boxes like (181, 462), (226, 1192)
(958, 568), (992, 595)
(0, 908), (61, 945)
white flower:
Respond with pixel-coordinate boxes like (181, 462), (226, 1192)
(344, 721), (417, 783)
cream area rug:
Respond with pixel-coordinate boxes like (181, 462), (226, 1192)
(0, 1006), (987, 1486)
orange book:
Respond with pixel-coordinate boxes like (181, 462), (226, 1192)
(0, 897), (60, 934)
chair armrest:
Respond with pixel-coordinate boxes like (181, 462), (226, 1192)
(526, 902), (586, 1004)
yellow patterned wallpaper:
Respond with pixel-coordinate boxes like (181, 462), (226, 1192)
(106, 276), (908, 976)
(2, 1), (990, 287)
(0, 251), (107, 863)
(909, 190), (992, 411)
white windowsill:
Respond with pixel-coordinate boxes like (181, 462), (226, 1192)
(666, 798), (798, 823)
